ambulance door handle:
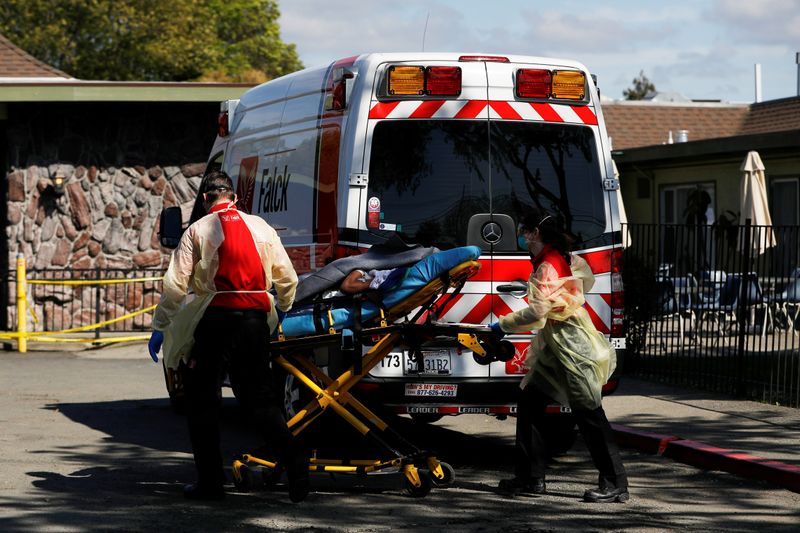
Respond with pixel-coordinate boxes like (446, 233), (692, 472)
(496, 282), (527, 295)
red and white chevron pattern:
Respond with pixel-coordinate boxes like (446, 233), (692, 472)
(418, 248), (617, 375)
(369, 99), (597, 125)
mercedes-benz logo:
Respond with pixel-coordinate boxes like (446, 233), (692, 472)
(481, 222), (502, 244)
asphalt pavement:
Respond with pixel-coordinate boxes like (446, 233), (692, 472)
(2, 340), (800, 531)
(18, 338), (800, 495)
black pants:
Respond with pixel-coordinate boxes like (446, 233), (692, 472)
(515, 385), (628, 490)
(184, 307), (296, 488)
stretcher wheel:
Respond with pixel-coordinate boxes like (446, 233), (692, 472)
(403, 472), (432, 498)
(233, 463), (254, 492)
(261, 465), (283, 487)
(429, 461), (455, 487)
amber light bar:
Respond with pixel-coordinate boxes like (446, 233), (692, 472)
(388, 65), (425, 96)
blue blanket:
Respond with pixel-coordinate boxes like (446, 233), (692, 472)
(279, 246), (481, 338)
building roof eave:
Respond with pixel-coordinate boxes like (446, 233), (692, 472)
(0, 80), (256, 102)
(612, 129), (800, 167)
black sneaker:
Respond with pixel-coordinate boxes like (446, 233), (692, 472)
(183, 483), (225, 501)
(583, 485), (629, 503)
(498, 477), (546, 495)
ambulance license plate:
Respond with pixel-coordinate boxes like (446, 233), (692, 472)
(404, 350), (451, 375)
(404, 383), (458, 397)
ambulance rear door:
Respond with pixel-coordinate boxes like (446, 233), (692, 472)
(481, 59), (611, 380)
(364, 56), (493, 381)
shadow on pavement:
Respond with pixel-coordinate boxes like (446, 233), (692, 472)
(1, 396), (798, 532)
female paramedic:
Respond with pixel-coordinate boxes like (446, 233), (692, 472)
(489, 210), (629, 503)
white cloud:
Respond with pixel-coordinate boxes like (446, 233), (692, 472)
(276, 0), (798, 102)
(280, 0), (463, 67)
(711, 0), (800, 45)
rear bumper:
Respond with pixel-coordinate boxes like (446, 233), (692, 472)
(356, 377), (522, 407)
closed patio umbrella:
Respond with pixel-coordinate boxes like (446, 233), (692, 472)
(738, 151), (776, 255)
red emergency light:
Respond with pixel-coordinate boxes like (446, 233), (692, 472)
(459, 55), (510, 63)
(516, 69), (551, 98)
(218, 111), (229, 137)
(426, 66), (461, 96)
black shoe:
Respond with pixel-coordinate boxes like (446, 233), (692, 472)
(498, 477), (546, 495)
(183, 483), (225, 501)
(583, 485), (629, 503)
(287, 457), (310, 503)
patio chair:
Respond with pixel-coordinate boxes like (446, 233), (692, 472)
(672, 274), (697, 311)
(657, 263), (674, 281)
(695, 272), (769, 337)
(776, 275), (800, 335)
(642, 279), (687, 349)
(692, 271), (727, 336)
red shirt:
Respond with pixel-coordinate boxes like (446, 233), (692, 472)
(207, 203), (271, 311)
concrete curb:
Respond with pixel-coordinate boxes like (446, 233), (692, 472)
(612, 424), (800, 494)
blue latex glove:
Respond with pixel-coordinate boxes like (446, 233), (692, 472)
(276, 308), (287, 324)
(148, 330), (164, 363)
(489, 322), (505, 337)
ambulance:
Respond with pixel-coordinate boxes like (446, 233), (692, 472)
(200, 53), (625, 443)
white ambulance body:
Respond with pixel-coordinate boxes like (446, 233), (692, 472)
(207, 53), (626, 418)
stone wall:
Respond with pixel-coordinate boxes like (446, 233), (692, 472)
(7, 162), (205, 269)
(5, 162), (205, 331)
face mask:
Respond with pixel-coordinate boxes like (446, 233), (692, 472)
(517, 235), (528, 250)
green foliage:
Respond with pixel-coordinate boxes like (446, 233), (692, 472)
(622, 70), (656, 100)
(0, 0), (302, 82)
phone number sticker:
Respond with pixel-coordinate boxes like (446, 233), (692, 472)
(404, 383), (458, 397)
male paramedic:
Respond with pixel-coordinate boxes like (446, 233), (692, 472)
(147, 170), (308, 502)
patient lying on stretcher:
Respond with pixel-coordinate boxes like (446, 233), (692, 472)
(277, 245), (481, 338)
(335, 268), (404, 296)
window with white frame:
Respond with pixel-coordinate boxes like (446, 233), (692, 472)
(660, 183), (716, 224)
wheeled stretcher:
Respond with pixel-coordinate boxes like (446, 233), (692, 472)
(231, 246), (514, 497)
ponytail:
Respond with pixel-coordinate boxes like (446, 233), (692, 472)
(519, 209), (573, 264)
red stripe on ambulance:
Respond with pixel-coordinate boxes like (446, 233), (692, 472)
(492, 296), (516, 318)
(584, 300), (609, 334)
(581, 249), (612, 275)
(409, 100), (447, 118)
(470, 259), (532, 282)
(530, 103), (563, 122)
(369, 101), (401, 119)
(455, 100), (488, 119)
(571, 105), (598, 125)
(489, 101), (522, 120)
(460, 295), (493, 324)
(316, 56), (358, 269)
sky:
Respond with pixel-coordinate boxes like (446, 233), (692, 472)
(278, 0), (800, 103)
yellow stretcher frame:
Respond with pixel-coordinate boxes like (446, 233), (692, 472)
(232, 259), (508, 497)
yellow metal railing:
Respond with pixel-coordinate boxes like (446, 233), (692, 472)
(4, 254), (163, 352)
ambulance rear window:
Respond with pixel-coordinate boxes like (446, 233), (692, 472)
(369, 121), (490, 249)
(368, 120), (606, 249)
(489, 121), (606, 245)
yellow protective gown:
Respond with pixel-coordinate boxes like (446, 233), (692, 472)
(498, 247), (616, 410)
(152, 202), (298, 370)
